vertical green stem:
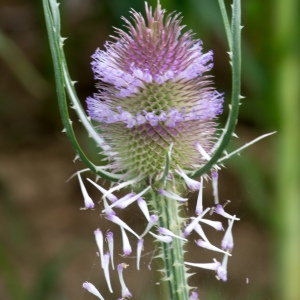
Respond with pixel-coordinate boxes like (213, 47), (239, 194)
(191, 0), (241, 178)
(217, 0), (232, 50)
(150, 190), (189, 300)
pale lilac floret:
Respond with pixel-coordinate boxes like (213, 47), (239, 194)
(103, 197), (115, 217)
(184, 207), (210, 237)
(87, 178), (118, 203)
(195, 177), (203, 215)
(136, 112), (146, 125)
(189, 291), (199, 300)
(216, 254), (228, 282)
(137, 197), (150, 221)
(182, 91), (224, 122)
(211, 171), (219, 204)
(154, 74), (165, 84)
(78, 173), (95, 209)
(185, 258), (221, 271)
(215, 204), (240, 220)
(117, 107), (137, 128)
(185, 258), (227, 282)
(196, 239), (229, 255)
(149, 231), (173, 243)
(158, 188), (188, 202)
(221, 218), (235, 250)
(106, 231), (115, 269)
(117, 264), (132, 298)
(164, 70), (175, 80)
(145, 112), (159, 126)
(94, 229), (104, 268)
(120, 226), (132, 255)
(106, 231), (113, 241)
(141, 214), (159, 237)
(175, 167), (201, 191)
(124, 114), (137, 128)
(82, 282), (105, 300)
(131, 67), (153, 83)
(193, 223), (210, 243)
(194, 142), (211, 161)
(165, 108), (185, 128)
(199, 218), (223, 231)
(86, 97), (113, 123)
(103, 252), (113, 292)
(158, 111), (168, 122)
(212, 171), (218, 180)
(86, 96), (118, 124)
(107, 186), (151, 210)
(106, 213), (140, 239)
(149, 214), (159, 223)
(216, 264), (227, 282)
(158, 227), (187, 241)
(137, 239), (144, 270)
(115, 193), (135, 209)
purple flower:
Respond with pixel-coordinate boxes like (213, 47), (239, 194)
(87, 2), (224, 183)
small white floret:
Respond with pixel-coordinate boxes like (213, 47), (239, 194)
(94, 229), (104, 268)
(175, 166), (201, 191)
(120, 226), (132, 256)
(149, 231), (173, 243)
(82, 282), (104, 300)
(103, 252), (113, 292)
(137, 239), (144, 270)
(106, 231), (114, 269)
(78, 173), (95, 209)
(117, 263), (132, 298)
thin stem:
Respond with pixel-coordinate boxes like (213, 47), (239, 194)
(217, 0), (232, 50)
(191, 0), (241, 178)
(218, 131), (276, 163)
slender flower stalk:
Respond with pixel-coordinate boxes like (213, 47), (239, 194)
(43, 0), (275, 298)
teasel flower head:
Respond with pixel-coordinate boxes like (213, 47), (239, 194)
(87, 1), (224, 184)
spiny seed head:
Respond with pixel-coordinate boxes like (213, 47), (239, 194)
(87, 2), (224, 182)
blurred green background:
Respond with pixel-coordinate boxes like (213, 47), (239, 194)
(0, 0), (299, 299)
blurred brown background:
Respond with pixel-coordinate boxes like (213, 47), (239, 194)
(0, 0), (299, 299)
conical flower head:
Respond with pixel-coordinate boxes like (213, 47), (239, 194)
(87, 2), (224, 181)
